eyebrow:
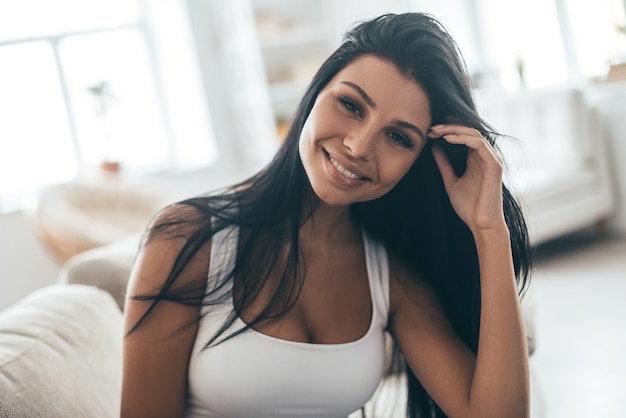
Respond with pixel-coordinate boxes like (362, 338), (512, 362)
(394, 120), (425, 142)
(341, 80), (425, 142)
(341, 81), (376, 108)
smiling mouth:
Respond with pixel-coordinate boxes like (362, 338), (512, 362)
(324, 150), (370, 181)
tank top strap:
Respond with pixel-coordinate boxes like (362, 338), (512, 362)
(361, 228), (390, 325)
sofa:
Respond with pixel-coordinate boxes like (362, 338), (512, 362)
(0, 285), (122, 417)
(0, 234), (543, 417)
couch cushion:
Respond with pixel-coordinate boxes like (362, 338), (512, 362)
(0, 284), (122, 418)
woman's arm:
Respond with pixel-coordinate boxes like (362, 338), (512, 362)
(389, 124), (529, 418)
(432, 122), (529, 416)
(468, 226), (529, 417)
(121, 205), (210, 418)
(389, 237), (529, 418)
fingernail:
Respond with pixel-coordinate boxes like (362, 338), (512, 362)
(444, 134), (456, 138)
(431, 124), (445, 129)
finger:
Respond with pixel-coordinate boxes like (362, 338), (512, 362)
(440, 132), (487, 150)
(429, 123), (482, 139)
(432, 142), (457, 188)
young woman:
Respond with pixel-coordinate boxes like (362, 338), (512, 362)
(122, 12), (531, 418)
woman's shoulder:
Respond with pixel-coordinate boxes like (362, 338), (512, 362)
(146, 200), (212, 240)
(156, 198), (210, 220)
(131, 200), (214, 294)
(146, 186), (241, 241)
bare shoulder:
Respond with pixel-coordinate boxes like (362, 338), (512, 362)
(124, 200), (214, 338)
(132, 202), (213, 293)
(144, 200), (212, 245)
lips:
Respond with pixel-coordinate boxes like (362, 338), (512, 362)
(323, 149), (371, 184)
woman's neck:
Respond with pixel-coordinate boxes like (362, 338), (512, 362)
(300, 199), (360, 247)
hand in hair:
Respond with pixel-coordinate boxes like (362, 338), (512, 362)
(428, 123), (507, 234)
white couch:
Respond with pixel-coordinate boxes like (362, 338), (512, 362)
(476, 86), (616, 245)
(0, 284), (122, 417)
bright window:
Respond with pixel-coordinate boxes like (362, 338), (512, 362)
(0, 42), (78, 194)
(475, 0), (626, 89)
(0, 0), (217, 212)
(58, 29), (170, 171)
(477, 0), (569, 90)
(0, 0), (141, 41)
(566, 0), (626, 79)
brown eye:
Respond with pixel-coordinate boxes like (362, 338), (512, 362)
(338, 97), (362, 117)
(387, 131), (413, 148)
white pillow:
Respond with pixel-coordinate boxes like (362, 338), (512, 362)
(0, 284), (122, 418)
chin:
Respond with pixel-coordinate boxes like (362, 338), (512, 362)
(316, 192), (353, 208)
(309, 185), (353, 208)
(314, 185), (389, 208)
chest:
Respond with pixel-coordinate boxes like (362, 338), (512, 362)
(235, 241), (373, 345)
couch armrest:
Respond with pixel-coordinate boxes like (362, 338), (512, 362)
(58, 234), (141, 311)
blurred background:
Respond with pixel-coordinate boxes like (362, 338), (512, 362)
(0, 1), (625, 416)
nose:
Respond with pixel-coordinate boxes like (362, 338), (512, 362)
(342, 125), (377, 161)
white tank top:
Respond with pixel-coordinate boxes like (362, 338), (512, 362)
(185, 222), (390, 418)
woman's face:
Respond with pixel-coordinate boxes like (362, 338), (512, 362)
(299, 54), (432, 207)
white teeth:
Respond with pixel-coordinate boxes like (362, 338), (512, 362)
(329, 156), (363, 180)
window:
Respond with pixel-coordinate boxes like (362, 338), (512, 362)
(0, 41), (78, 197)
(565, 0), (626, 79)
(0, 0), (217, 212)
(476, 0), (569, 90)
(474, 0), (626, 90)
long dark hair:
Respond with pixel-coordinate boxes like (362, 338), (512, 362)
(131, 13), (531, 418)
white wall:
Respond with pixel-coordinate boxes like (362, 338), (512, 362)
(0, 211), (61, 310)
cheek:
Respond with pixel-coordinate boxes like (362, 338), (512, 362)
(382, 152), (421, 185)
(298, 118), (322, 184)
(372, 153), (420, 198)
(298, 117), (316, 156)
(299, 108), (322, 150)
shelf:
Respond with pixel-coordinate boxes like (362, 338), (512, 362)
(251, 0), (334, 121)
